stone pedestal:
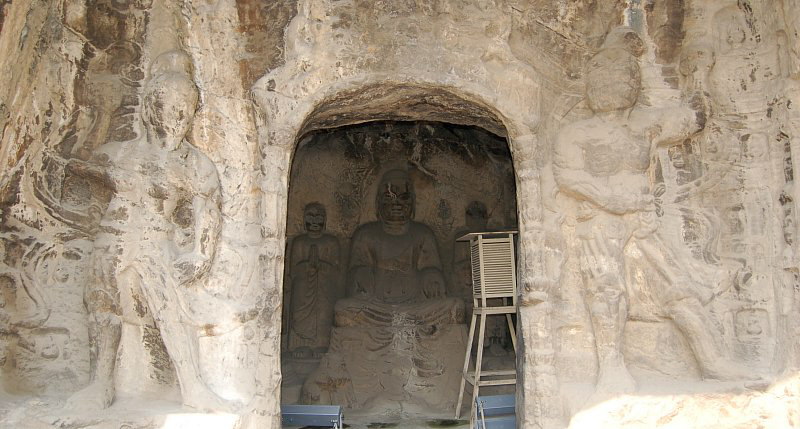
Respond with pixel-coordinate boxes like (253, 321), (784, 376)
(320, 323), (467, 418)
(299, 297), (467, 418)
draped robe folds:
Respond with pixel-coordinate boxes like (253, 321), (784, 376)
(336, 221), (464, 326)
(317, 221), (465, 412)
(288, 234), (340, 352)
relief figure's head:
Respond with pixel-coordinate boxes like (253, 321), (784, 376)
(586, 48), (641, 113)
(376, 169), (415, 228)
(142, 72), (199, 151)
(303, 202), (327, 238)
(586, 27), (642, 114)
(679, 41), (715, 78)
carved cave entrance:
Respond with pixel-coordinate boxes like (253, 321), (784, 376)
(280, 118), (519, 422)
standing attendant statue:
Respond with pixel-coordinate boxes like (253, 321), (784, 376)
(286, 202), (341, 359)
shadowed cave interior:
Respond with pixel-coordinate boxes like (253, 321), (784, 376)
(279, 121), (518, 421)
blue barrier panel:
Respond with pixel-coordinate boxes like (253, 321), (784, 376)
(475, 394), (515, 429)
(281, 404), (343, 428)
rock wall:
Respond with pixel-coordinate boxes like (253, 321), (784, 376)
(0, 0), (797, 428)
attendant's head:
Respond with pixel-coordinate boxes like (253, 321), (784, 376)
(303, 202), (327, 238)
(465, 201), (488, 232)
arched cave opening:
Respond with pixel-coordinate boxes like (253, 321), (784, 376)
(279, 120), (518, 422)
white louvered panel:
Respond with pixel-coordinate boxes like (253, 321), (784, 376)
(471, 241), (482, 295)
(475, 235), (516, 299)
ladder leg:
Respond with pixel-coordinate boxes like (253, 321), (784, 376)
(456, 312), (478, 419)
(506, 313), (517, 354)
(471, 311), (488, 426)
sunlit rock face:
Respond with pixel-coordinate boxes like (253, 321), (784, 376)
(0, 1), (799, 428)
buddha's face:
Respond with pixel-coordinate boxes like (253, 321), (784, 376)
(378, 175), (414, 224)
(304, 205), (326, 236)
(586, 48), (640, 113)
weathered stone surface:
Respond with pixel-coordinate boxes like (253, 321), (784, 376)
(0, 0), (798, 428)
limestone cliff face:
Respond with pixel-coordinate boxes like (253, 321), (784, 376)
(0, 1), (798, 428)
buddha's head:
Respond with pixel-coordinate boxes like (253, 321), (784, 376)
(303, 202), (326, 238)
(376, 169), (415, 226)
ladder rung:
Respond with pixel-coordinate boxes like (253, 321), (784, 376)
(463, 370), (517, 387)
(462, 376), (517, 388)
(473, 307), (516, 314)
(479, 370), (516, 376)
(477, 378), (517, 386)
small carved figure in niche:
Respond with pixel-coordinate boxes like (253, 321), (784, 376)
(286, 202), (341, 359)
(680, 210), (723, 265)
(554, 27), (755, 400)
(452, 201), (489, 300)
(65, 51), (225, 411)
(679, 40), (715, 103)
(780, 191), (796, 253)
(709, 5), (782, 125)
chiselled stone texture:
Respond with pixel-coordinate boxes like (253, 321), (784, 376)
(234, 0), (297, 89)
(0, 1), (10, 35)
(0, 0), (798, 428)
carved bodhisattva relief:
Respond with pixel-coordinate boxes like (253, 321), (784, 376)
(65, 51), (226, 411)
(554, 27), (758, 401)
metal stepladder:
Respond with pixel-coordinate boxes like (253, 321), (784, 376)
(455, 231), (518, 421)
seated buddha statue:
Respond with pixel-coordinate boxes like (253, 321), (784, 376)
(302, 169), (466, 413)
(334, 169), (464, 327)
